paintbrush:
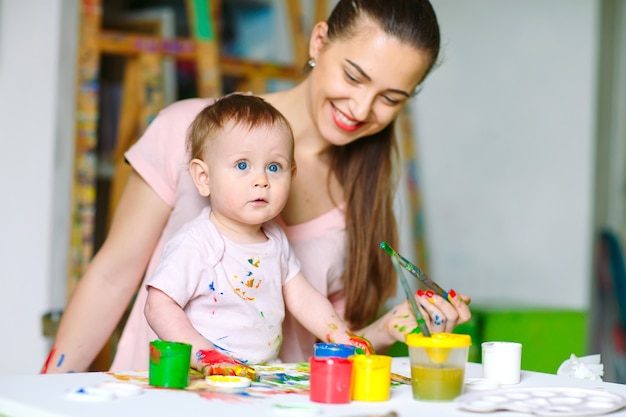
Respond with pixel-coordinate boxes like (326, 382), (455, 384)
(380, 241), (448, 299)
(391, 256), (431, 337)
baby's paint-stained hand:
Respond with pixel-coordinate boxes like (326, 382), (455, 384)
(346, 332), (375, 354)
(196, 349), (256, 380)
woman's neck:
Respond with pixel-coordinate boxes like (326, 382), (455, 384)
(261, 82), (343, 225)
(261, 81), (330, 157)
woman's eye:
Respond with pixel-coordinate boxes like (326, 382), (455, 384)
(267, 163), (280, 173)
(381, 95), (402, 106)
(236, 161), (248, 170)
(344, 70), (359, 83)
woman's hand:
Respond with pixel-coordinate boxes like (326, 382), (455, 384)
(351, 289), (472, 354)
(385, 289), (472, 339)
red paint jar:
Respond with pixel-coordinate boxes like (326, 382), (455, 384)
(309, 356), (353, 404)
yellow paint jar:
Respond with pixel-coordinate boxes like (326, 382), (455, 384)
(406, 332), (472, 401)
(350, 354), (392, 401)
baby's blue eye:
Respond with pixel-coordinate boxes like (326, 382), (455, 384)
(236, 161), (248, 170)
(268, 163), (280, 173)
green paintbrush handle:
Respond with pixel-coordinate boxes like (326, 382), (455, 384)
(391, 257), (431, 337)
(380, 241), (447, 297)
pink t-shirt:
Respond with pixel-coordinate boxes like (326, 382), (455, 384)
(147, 207), (301, 364)
(111, 98), (347, 370)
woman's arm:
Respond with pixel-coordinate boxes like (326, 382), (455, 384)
(42, 171), (171, 373)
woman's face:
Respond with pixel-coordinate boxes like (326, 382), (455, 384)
(307, 19), (431, 146)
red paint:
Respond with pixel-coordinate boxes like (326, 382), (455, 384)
(41, 348), (55, 374)
(417, 289), (424, 297)
(425, 290), (434, 298)
(197, 349), (256, 379)
(149, 344), (161, 364)
(198, 349), (237, 365)
(309, 356), (353, 403)
(448, 289), (457, 299)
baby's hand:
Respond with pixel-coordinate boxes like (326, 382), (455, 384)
(346, 332), (375, 355)
(196, 349), (256, 380)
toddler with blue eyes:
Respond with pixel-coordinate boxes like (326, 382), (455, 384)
(144, 94), (367, 376)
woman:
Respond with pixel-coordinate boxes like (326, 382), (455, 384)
(44, 0), (471, 373)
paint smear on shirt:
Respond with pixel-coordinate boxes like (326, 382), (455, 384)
(233, 288), (255, 301)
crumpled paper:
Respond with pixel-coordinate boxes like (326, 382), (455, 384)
(556, 354), (604, 381)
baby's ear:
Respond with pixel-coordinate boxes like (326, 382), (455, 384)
(291, 161), (297, 179)
(189, 159), (211, 197)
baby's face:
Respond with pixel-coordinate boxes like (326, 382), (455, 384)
(205, 121), (295, 227)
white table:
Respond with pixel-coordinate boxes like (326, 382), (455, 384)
(1, 359), (625, 417)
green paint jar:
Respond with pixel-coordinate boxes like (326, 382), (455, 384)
(149, 340), (192, 389)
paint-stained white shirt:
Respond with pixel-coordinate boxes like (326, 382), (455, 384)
(146, 207), (301, 364)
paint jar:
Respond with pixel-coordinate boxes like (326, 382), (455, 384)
(350, 354), (392, 401)
(309, 356), (353, 403)
(406, 332), (472, 401)
(482, 341), (522, 385)
(149, 340), (192, 389)
(313, 343), (357, 358)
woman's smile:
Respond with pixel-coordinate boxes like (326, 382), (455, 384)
(331, 103), (362, 132)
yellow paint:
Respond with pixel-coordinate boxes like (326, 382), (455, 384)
(350, 355), (392, 401)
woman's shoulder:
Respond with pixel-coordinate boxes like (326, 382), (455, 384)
(158, 97), (217, 119)
(143, 97), (220, 142)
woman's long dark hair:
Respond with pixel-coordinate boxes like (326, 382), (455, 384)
(324, 0), (441, 329)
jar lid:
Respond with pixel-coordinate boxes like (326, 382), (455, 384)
(406, 332), (471, 348)
(313, 343), (357, 358)
(349, 354), (392, 366)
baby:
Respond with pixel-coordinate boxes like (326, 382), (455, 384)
(144, 94), (369, 376)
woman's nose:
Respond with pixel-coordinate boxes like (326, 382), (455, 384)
(351, 90), (376, 121)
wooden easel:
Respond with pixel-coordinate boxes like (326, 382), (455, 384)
(398, 109), (430, 271)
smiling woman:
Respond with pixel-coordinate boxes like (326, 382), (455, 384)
(303, 21), (429, 144)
